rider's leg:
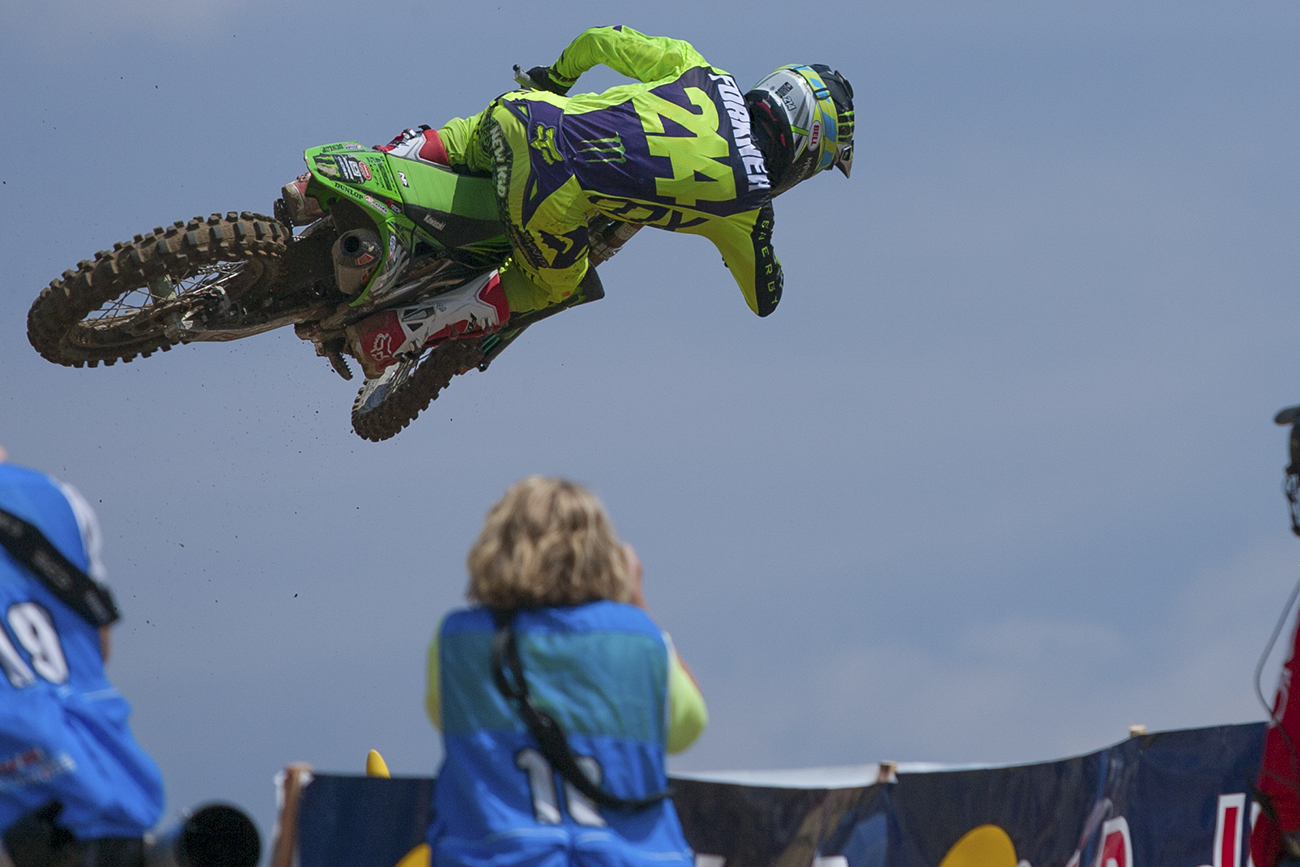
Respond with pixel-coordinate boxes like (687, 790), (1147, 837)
(348, 108), (594, 378)
(485, 102), (595, 310)
(496, 261), (582, 314)
(348, 270), (509, 379)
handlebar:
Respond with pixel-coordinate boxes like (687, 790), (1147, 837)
(512, 65), (535, 90)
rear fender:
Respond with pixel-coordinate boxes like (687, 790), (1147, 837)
(301, 142), (511, 304)
(303, 142), (415, 306)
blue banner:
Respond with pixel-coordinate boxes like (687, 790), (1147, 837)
(289, 722), (1264, 867)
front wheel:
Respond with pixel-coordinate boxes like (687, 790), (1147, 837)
(28, 213), (291, 367)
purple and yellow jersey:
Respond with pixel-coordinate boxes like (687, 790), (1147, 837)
(438, 27), (783, 317)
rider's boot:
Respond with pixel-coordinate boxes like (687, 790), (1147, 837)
(347, 271), (510, 379)
(280, 173), (324, 225)
(376, 126), (450, 166)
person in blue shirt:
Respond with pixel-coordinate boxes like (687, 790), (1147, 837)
(425, 476), (707, 867)
(0, 447), (164, 867)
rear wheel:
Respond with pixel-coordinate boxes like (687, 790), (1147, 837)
(28, 213), (291, 367)
(350, 340), (485, 442)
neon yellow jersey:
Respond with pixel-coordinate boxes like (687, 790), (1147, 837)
(438, 27), (782, 317)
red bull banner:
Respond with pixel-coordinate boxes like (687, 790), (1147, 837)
(284, 722), (1264, 867)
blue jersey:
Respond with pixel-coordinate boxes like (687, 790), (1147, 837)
(0, 464), (163, 839)
(429, 602), (693, 867)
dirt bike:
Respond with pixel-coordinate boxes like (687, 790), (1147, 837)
(27, 130), (637, 442)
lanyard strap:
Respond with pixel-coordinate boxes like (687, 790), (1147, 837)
(0, 507), (119, 627)
(490, 609), (669, 812)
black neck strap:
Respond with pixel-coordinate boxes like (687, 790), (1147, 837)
(490, 609), (670, 812)
(0, 507), (119, 628)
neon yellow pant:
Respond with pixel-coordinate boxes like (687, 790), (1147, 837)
(487, 101), (596, 315)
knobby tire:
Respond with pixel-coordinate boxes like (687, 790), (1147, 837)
(350, 340), (484, 442)
(28, 213), (290, 367)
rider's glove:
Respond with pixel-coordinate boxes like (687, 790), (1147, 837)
(518, 65), (574, 96)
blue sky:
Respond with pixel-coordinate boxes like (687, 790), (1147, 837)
(2, 0), (1299, 846)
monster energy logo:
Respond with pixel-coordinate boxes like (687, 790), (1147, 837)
(574, 135), (626, 164)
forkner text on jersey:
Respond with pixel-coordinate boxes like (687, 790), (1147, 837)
(710, 74), (770, 193)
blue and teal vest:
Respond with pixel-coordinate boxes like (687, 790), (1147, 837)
(429, 602), (693, 867)
(0, 464), (163, 839)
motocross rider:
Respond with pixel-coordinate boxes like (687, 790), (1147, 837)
(286, 26), (855, 377)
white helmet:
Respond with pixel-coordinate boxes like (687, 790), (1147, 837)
(745, 64), (854, 195)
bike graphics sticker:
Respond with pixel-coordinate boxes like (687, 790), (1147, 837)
(362, 195), (402, 216)
(312, 154), (341, 179)
(336, 155), (371, 184)
(371, 159), (397, 193)
(313, 154), (371, 185)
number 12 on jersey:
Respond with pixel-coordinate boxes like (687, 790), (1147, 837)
(515, 748), (607, 827)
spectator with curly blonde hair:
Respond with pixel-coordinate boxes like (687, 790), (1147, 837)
(465, 476), (633, 610)
(424, 476), (707, 867)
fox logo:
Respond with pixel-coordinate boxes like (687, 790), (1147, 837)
(368, 330), (395, 362)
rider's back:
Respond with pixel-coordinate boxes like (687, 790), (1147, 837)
(428, 602), (693, 867)
(437, 26), (783, 316)
(0, 464), (163, 842)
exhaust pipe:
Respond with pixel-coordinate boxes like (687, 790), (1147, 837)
(332, 229), (384, 296)
(145, 804), (260, 867)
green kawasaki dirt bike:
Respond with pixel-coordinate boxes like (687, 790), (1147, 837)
(27, 139), (637, 442)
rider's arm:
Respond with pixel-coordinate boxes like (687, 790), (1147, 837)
(665, 637), (707, 753)
(695, 203), (783, 317)
(626, 544), (707, 753)
(551, 26), (709, 88)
